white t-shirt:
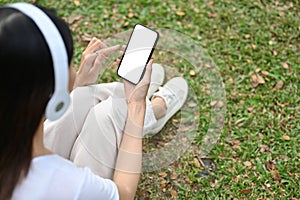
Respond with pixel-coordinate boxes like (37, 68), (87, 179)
(12, 154), (119, 200)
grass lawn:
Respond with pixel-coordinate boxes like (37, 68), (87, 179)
(3, 0), (299, 199)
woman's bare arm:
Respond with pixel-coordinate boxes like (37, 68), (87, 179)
(113, 102), (145, 199)
(113, 60), (153, 200)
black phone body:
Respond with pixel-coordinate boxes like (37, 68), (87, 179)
(117, 24), (159, 84)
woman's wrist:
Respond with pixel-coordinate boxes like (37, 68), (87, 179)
(127, 101), (146, 118)
(73, 73), (88, 89)
(125, 101), (146, 138)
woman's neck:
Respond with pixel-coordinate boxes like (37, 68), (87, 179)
(32, 118), (52, 158)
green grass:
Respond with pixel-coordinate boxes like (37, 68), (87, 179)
(3, 0), (300, 199)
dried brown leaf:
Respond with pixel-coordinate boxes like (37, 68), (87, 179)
(170, 190), (178, 197)
(282, 135), (290, 141)
(240, 189), (251, 194)
(275, 100), (289, 107)
(215, 101), (224, 108)
(68, 14), (82, 24)
(189, 70), (196, 76)
(73, 0), (80, 6)
(81, 33), (93, 42)
(172, 118), (179, 123)
(188, 101), (197, 107)
(228, 116), (233, 127)
(268, 40), (274, 45)
(210, 100), (217, 107)
(265, 161), (276, 171)
(272, 80), (283, 91)
(277, 11), (283, 16)
(231, 140), (241, 145)
(280, 62), (289, 69)
(272, 170), (282, 181)
(234, 118), (245, 125)
(257, 74), (265, 84)
(246, 107), (254, 112)
(160, 180), (167, 189)
(233, 145), (241, 150)
(244, 34), (251, 39)
(251, 82), (259, 88)
(251, 74), (259, 88)
(207, 1), (214, 6)
(208, 12), (218, 18)
(193, 158), (201, 168)
(261, 70), (269, 76)
(170, 172), (178, 180)
(176, 11), (185, 16)
(158, 172), (168, 178)
(139, 189), (147, 196)
(260, 145), (269, 153)
(243, 161), (252, 167)
(255, 68), (261, 73)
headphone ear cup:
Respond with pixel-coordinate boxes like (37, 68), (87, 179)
(7, 3), (71, 121)
(45, 90), (70, 121)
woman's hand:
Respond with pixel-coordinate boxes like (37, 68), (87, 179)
(115, 46), (153, 104)
(123, 59), (153, 104)
(73, 37), (120, 89)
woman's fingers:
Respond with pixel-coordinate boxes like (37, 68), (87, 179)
(91, 54), (104, 74)
(86, 37), (98, 49)
(81, 53), (98, 72)
(83, 45), (120, 71)
(119, 50), (124, 56)
(139, 59), (153, 85)
(98, 41), (108, 49)
(89, 45), (120, 72)
(115, 58), (121, 65)
(85, 40), (103, 54)
(124, 59), (154, 102)
(84, 39), (109, 55)
(97, 45), (120, 57)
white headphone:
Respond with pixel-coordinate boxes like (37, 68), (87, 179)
(6, 3), (70, 121)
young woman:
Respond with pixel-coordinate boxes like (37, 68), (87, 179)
(0, 3), (188, 200)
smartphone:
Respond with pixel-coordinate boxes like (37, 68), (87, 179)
(117, 24), (159, 84)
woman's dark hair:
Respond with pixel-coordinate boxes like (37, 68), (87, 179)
(0, 5), (73, 199)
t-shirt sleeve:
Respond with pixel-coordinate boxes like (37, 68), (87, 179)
(76, 167), (119, 200)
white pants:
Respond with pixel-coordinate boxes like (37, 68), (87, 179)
(44, 82), (157, 179)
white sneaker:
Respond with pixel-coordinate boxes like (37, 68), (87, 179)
(147, 63), (165, 99)
(147, 77), (188, 135)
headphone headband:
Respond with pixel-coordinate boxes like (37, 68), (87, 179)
(6, 3), (70, 121)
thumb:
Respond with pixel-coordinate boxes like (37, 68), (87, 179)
(140, 59), (153, 85)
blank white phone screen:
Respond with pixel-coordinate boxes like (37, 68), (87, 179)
(118, 24), (158, 84)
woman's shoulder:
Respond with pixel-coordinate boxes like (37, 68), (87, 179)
(32, 154), (80, 172)
(12, 154), (119, 200)
(12, 154), (86, 199)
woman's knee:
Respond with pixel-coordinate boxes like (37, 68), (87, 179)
(92, 97), (128, 131)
